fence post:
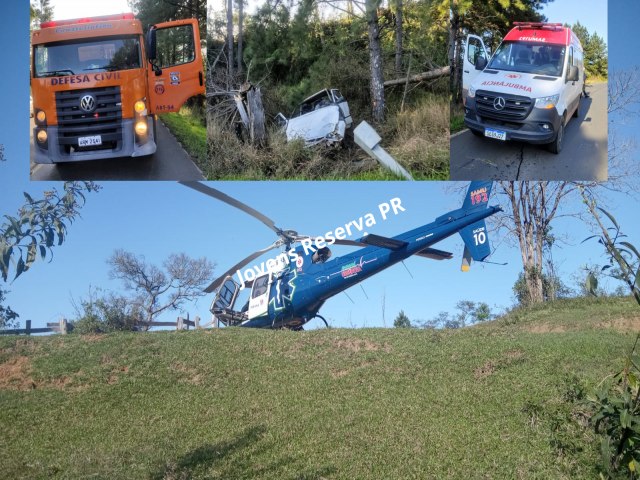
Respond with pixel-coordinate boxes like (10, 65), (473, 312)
(25, 320), (31, 336)
(60, 318), (68, 335)
(177, 317), (183, 331)
(195, 316), (200, 329)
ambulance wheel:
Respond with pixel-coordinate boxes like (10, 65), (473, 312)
(546, 118), (565, 154)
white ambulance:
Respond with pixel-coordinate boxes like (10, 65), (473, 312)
(463, 22), (584, 154)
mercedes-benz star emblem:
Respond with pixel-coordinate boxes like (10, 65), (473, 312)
(79, 95), (96, 113)
(493, 97), (506, 111)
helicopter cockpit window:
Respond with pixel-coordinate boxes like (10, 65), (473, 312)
(251, 275), (269, 299)
(312, 247), (332, 264)
(211, 277), (239, 313)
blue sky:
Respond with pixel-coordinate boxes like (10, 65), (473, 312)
(2, 1), (638, 330)
(541, 0), (608, 40)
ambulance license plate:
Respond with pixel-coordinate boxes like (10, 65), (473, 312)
(484, 128), (507, 141)
(78, 135), (102, 147)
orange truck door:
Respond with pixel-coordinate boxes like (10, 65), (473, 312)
(147, 18), (205, 114)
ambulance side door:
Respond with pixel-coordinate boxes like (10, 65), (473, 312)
(147, 18), (205, 114)
(462, 34), (489, 100)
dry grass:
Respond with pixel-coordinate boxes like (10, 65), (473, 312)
(205, 92), (450, 180)
(388, 95), (450, 179)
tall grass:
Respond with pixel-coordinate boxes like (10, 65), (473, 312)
(205, 91), (450, 180)
(388, 94), (450, 180)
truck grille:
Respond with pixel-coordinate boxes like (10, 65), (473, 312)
(475, 90), (533, 122)
(55, 86), (122, 150)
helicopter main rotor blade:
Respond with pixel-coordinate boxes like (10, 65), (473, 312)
(204, 242), (282, 293)
(180, 181), (282, 236)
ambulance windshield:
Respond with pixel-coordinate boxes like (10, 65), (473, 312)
(487, 41), (565, 77)
(34, 35), (141, 78)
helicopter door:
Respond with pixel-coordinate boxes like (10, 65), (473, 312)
(248, 273), (270, 319)
(210, 276), (240, 314)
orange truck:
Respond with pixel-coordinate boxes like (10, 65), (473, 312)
(31, 13), (205, 164)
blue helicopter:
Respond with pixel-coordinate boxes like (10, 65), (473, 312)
(181, 181), (502, 330)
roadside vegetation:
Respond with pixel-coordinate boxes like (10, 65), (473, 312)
(207, 0), (449, 180)
(160, 102), (207, 167)
(0, 296), (638, 479)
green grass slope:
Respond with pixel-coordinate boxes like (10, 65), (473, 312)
(1, 297), (638, 479)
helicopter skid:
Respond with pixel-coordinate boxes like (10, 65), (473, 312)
(214, 308), (248, 327)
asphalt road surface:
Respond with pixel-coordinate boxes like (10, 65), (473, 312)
(450, 82), (607, 181)
(30, 119), (204, 181)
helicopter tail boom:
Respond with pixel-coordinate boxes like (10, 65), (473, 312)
(459, 181), (494, 271)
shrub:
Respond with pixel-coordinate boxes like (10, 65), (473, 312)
(71, 290), (140, 334)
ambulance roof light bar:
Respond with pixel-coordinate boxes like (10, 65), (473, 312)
(41, 13), (135, 29)
(513, 22), (564, 31)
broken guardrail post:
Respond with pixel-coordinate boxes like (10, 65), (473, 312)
(353, 121), (413, 180)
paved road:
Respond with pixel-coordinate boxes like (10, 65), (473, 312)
(30, 119), (204, 181)
(450, 82), (608, 181)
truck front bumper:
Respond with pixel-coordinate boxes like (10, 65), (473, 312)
(32, 117), (156, 164)
(464, 98), (562, 145)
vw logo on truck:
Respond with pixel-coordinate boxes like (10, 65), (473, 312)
(462, 22), (585, 154)
(79, 95), (96, 113)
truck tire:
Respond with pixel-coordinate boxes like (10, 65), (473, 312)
(546, 117), (565, 154)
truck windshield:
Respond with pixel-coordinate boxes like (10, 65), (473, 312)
(33, 35), (141, 77)
(487, 41), (566, 77)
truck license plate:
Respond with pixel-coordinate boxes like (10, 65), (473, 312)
(484, 128), (507, 141)
(78, 135), (102, 147)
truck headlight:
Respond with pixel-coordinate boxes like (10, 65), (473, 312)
(134, 100), (146, 114)
(36, 129), (47, 143)
(135, 120), (148, 136)
(534, 94), (559, 109)
(35, 110), (46, 124)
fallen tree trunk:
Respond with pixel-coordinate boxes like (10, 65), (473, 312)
(383, 66), (450, 87)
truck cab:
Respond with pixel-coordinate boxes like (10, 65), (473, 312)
(463, 22), (584, 154)
(31, 13), (205, 164)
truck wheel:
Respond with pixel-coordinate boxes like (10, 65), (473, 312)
(546, 118), (565, 154)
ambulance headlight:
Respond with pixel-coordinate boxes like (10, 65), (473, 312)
(468, 86), (476, 99)
(534, 94), (559, 109)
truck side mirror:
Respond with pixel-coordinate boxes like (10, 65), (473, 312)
(475, 56), (487, 71)
(147, 28), (157, 61)
(567, 65), (579, 83)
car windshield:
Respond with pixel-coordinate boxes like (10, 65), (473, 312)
(33, 35), (141, 77)
(294, 92), (333, 118)
(487, 41), (566, 77)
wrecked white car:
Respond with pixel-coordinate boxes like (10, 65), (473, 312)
(276, 89), (353, 147)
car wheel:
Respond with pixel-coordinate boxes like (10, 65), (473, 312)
(573, 97), (580, 118)
(546, 118), (565, 154)
(470, 128), (483, 137)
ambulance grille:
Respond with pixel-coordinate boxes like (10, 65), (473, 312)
(55, 86), (122, 149)
(475, 90), (533, 122)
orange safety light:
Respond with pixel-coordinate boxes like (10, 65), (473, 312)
(41, 13), (135, 29)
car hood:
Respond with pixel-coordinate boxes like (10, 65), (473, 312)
(286, 105), (344, 143)
(472, 70), (563, 99)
